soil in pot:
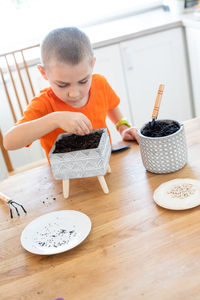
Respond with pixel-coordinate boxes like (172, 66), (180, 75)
(141, 121), (180, 138)
(53, 130), (103, 153)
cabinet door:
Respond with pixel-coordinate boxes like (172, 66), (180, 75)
(186, 27), (200, 116)
(120, 27), (193, 128)
(93, 45), (132, 144)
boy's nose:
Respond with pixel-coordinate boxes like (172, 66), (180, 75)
(68, 87), (79, 98)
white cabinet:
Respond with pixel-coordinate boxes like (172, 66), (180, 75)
(93, 44), (132, 144)
(186, 27), (200, 117)
(120, 27), (193, 128)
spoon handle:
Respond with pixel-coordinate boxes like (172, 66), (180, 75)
(0, 192), (11, 203)
(152, 84), (165, 120)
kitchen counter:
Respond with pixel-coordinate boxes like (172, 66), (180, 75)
(183, 13), (200, 28)
(83, 7), (200, 49)
(85, 8), (183, 48)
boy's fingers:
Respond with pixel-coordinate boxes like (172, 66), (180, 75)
(79, 114), (92, 131)
(83, 118), (93, 132)
(129, 131), (139, 143)
(78, 120), (91, 135)
(123, 128), (139, 143)
(123, 132), (133, 140)
(131, 128), (139, 143)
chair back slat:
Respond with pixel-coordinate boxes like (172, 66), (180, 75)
(5, 55), (24, 116)
(0, 67), (17, 123)
(0, 129), (14, 172)
(21, 51), (35, 97)
(13, 53), (29, 105)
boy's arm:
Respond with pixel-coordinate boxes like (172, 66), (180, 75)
(3, 111), (92, 150)
(107, 106), (138, 143)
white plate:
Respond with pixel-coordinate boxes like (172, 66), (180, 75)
(21, 210), (91, 255)
(153, 178), (200, 210)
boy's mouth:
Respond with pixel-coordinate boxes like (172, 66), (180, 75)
(65, 96), (88, 108)
(67, 98), (80, 102)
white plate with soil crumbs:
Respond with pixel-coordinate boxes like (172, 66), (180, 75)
(153, 178), (200, 210)
(21, 210), (91, 255)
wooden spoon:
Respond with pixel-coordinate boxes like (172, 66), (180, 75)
(150, 84), (165, 128)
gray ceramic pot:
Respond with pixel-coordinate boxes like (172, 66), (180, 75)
(49, 128), (111, 180)
(138, 119), (188, 174)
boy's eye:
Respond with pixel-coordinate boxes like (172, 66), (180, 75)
(79, 80), (88, 85)
(57, 84), (68, 88)
(57, 80), (88, 88)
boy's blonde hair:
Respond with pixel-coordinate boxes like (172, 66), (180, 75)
(41, 27), (94, 69)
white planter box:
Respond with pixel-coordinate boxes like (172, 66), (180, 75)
(49, 128), (111, 180)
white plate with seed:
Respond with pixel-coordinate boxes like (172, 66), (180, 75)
(21, 210), (91, 255)
(153, 178), (200, 210)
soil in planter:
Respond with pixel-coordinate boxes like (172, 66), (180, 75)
(141, 121), (180, 138)
(53, 130), (103, 153)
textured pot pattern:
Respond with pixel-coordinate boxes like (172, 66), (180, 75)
(138, 120), (188, 174)
(49, 128), (111, 179)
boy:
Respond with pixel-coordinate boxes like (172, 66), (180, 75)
(3, 27), (138, 159)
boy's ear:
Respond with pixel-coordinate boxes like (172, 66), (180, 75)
(37, 64), (48, 80)
(92, 57), (96, 69)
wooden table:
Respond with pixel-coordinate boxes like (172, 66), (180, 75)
(1, 118), (200, 300)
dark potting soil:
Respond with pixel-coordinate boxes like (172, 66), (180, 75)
(141, 121), (180, 138)
(53, 131), (103, 153)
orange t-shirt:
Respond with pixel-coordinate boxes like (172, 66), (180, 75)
(17, 74), (120, 159)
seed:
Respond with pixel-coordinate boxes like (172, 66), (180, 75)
(167, 183), (196, 199)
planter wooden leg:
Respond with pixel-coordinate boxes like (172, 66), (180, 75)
(97, 176), (109, 194)
(107, 164), (111, 173)
(63, 179), (69, 198)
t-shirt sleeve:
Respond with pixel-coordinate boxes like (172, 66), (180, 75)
(16, 97), (49, 147)
(102, 76), (120, 110)
(16, 97), (49, 125)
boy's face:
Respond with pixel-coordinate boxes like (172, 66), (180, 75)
(38, 57), (95, 108)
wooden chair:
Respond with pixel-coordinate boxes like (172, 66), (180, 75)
(0, 44), (47, 176)
(0, 129), (14, 173)
(0, 44), (40, 112)
(0, 133), (47, 176)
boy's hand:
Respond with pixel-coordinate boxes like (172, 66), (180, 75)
(118, 125), (139, 143)
(54, 111), (93, 135)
